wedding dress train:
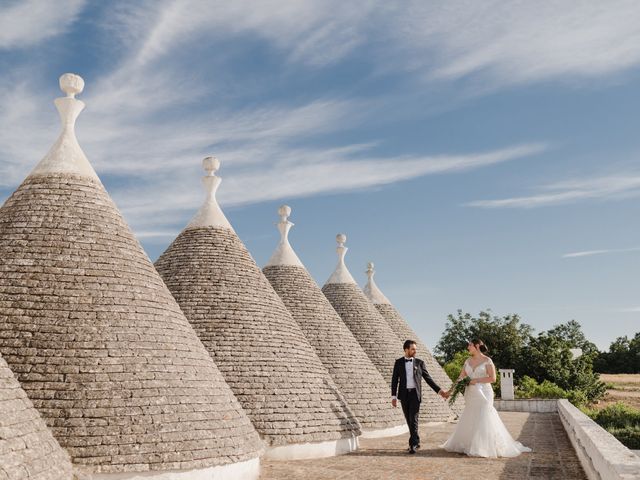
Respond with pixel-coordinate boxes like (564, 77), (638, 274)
(442, 358), (532, 458)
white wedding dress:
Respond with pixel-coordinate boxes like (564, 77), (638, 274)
(442, 358), (532, 458)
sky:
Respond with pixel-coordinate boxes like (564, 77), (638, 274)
(1, 0), (639, 352)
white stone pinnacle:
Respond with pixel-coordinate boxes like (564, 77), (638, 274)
(265, 205), (304, 267)
(59, 73), (84, 98)
(187, 156), (234, 230)
(325, 234), (357, 285)
(363, 262), (391, 305)
(29, 73), (100, 181)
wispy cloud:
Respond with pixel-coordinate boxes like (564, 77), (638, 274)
(563, 247), (640, 258)
(387, 0), (640, 88)
(101, 1), (640, 89)
(0, 0), (86, 49)
(114, 142), (545, 232)
(0, 1), (550, 235)
(104, 0), (375, 70)
(0, 1), (635, 235)
(467, 174), (640, 208)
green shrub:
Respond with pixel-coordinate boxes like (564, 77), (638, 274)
(443, 350), (471, 382)
(516, 376), (565, 398)
(606, 427), (640, 450)
(584, 403), (640, 450)
(590, 402), (640, 429)
(566, 389), (588, 407)
(492, 369), (501, 397)
(515, 375), (588, 407)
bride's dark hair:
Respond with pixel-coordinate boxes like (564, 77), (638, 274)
(470, 338), (489, 354)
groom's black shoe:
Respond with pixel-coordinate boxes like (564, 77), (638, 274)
(408, 446), (417, 454)
(416, 444), (421, 450)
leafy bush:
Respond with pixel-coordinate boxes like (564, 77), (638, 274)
(583, 403), (640, 449)
(566, 389), (588, 407)
(588, 402), (640, 429)
(606, 427), (640, 449)
(443, 350), (470, 382)
(515, 375), (587, 407)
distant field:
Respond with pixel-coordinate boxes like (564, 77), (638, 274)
(596, 374), (640, 410)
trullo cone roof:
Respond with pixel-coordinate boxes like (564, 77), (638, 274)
(0, 353), (73, 480)
(322, 235), (454, 422)
(0, 74), (263, 477)
(364, 262), (463, 417)
(155, 159), (361, 456)
(262, 206), (406, 436)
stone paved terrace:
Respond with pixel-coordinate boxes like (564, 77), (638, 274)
(261, 412), (587, 480)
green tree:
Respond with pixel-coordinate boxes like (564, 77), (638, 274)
(546, 319), (599, 356)
(521, 324), (606, 401)
(595, 333), (640, 373)
(435, 309), (534, 373)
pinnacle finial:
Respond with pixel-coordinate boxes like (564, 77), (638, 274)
(186, 156), (233, 230)
(59, 73), (84, 98)
(324, 232), (356, 284)
(264, 204), (303, 267)
(363, 260), (391, 304)
(278, 204), (292, 222)
(28, 73), (99, 180)
(366, 262), (375, 277)
(203, 156), (221, 176)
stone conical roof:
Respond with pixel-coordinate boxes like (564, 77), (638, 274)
(262, 206), (406, 438)
(155, 159), (361, 460)
(0, 353), (73, 480)
(364, 262), (463, 416)
(0, 74), (263, 478)
(322, 235), (454, 422)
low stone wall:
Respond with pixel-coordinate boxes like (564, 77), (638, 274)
(494, 399), (558, 413)
(557, 399), (640, 480)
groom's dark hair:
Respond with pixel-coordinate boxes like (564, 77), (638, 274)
(403, 340), (416, 350)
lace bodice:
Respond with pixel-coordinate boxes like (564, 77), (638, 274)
(464, 357), (494, 379)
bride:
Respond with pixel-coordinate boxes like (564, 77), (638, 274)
(442, 339), (532, 458)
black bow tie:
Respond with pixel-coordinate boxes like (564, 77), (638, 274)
(405, 358), (413, 363)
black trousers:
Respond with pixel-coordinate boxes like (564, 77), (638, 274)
(400, 389), (421, 447)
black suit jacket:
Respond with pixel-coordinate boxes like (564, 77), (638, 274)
(391, 357), (441, 403)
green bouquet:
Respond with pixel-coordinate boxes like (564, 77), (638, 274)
(448, 377), (471, 406)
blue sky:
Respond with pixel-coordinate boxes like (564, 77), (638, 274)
(1, 1), (639, 351)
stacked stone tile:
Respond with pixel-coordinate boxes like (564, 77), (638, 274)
(155, 158), (361, 460)
(262, 206), (407, 438)
(0, 353), (73, 480)
(364, 262), (463, 416)
(322, 235), (454, 422)
(0, 74), (263, 478)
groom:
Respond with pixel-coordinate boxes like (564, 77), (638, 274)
(392, 339), (448, 454)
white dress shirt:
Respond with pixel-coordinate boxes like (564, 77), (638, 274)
(392, 357), (417, 400)
(405, 357), (416, 389)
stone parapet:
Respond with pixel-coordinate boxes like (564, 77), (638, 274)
(558, 399), (640, 480)
(494, 398), (559, 413)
